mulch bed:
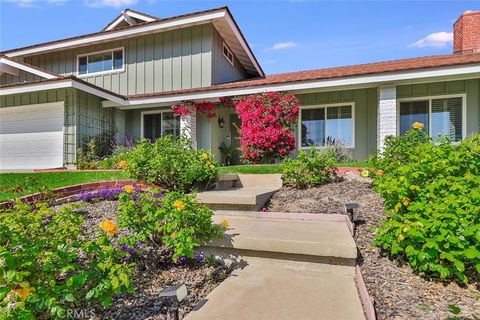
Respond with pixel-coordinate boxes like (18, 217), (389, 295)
(267, 178), (480, 320)
(60, 200), (233, 320)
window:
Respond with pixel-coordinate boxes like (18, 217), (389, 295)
(77, 48), (124, 76)
(399, 96), (464, 142)
(222, 43), (234, 65)
(300, 104), (354, 148)
(142, 111), (180, 141)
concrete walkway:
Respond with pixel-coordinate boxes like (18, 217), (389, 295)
(185, 211), (365, 320)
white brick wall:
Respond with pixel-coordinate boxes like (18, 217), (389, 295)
(180, 112), (197, 149)
(377, 85), (397, 152)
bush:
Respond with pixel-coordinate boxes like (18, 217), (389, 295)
(370, 127), (480, 283)
(99, 145), (134, 169)
(0, 202), (134, 319)
(282, 148), (337, 188)
(124, 135), (218, 191)
(323, 138), (356, 163)
(117, 190), (222, 261)
(77, 131), (116, 169)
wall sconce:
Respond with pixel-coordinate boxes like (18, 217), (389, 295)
(218, 117), (225, 128)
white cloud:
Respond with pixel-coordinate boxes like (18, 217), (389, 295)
(270, 42), (298, 50)
(85, 0), (139, 8)
(409, 31), (453, 48)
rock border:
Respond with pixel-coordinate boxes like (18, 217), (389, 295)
(0, 180), (153, 209)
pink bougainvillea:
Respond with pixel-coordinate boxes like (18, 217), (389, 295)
(235, 92), (299, 163)
(171, 101), (217, 118)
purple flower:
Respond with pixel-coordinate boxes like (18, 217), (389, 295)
(194, 251), (204, 263)
(97, 188), (123, 200)
(153, 193), (165, 199)
(177, 256), (188, 266)
(75, 191), (95, 202)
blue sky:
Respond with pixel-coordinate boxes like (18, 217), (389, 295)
(1, 0), (478, 75)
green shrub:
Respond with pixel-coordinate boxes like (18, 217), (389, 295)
(125, 135), (218, 191)
(0, 202), (134, 319)
(370, 128), (480, 283)
(99, 145), (134, 169)
(76, 131), (116, 169)
(282, 148), (336, 188)
(117, 190), (222, 261)
(323, 139), (356, 163)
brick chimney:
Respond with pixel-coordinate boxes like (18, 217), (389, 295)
(453, 10), (480, 54)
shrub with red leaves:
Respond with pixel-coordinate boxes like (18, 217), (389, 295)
(235, 92), (299, 163)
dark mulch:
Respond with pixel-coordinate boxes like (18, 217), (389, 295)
(267, 178), (480, 320)
(62, 200), (234, 320)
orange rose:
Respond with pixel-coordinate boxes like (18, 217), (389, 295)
(99, 220), (119, 237)
(118, 160), (127, 170)
(122, 185), (135, 194)
(377, 170), (384, 176)
(412, 122), (424, 130)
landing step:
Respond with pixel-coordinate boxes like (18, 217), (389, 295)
(203, 211), (357, 264)
(196, 188), (277, 211)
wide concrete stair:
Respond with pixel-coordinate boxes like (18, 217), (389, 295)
(185, 211), (365, 320)
(196, 174), (282, 211)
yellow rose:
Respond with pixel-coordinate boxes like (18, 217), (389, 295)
(99, 220), (119, 237)
(220, 219), (229, 229)
(11, 287), (31, 302)
(202, 152), (209, 160)
(118, 160), (127, 170)
(360, 170), (370, 178)
(174, 200), (185, 211)
(402, 197), (411, 207)
(122, 185), (135, 194)
(412, 122), (424, 130)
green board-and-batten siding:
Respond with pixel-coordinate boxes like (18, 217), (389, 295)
(21, 24), (214, 96)
(212, 27), (248, 84)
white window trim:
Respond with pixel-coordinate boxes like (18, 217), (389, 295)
(396, 93), (467, 140)
(140, 109), (178, 139)
(222, 42), (234, 66)
(76, 47), (125, 78)
(298, 102), (356, 150)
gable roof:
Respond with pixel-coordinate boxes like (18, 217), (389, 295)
(102, 9), (158, 31)
(0, 55), (60, 79)
(1, 6), (264, 77)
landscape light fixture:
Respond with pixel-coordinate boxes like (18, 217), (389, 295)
(159, 284), (188, 320)
(344, 203), (359, 222)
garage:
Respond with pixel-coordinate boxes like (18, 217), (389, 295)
(0, 102), (64, 170)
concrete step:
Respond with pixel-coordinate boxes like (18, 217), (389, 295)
(204, 211), (357, 265)
(185, 257), (365, 320)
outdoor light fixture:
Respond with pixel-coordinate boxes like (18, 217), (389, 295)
(159, 284), (188, 320)
(218, 117), (225, 128)
(344, 202), (359, 222)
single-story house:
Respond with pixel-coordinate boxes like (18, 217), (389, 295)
(1, 7), (479, 169)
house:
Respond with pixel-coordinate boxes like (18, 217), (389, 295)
(0, 7), (479, 170)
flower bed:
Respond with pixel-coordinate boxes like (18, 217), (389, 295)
(267, 178), (480, 319)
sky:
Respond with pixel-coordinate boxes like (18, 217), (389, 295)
(1, 0), (479, 75)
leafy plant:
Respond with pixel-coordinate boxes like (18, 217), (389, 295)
(76, 131), (116, 169)
(370, 126), (480, 283)
(117, 190), (222, 261)
(282, 148), (337, 188)
(124, 135), (218, 192)
(323, 138), (356, 163)
(99, 145), (134, 169)
(0, 201), (133, 319)
(218, 142), (237, 166)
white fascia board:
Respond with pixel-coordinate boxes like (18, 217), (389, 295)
(104, 15), (125, 31)
(0, 62), (20, 76)
(126, 11), (156, 22)
(124, 64), (480, 106)
(224, 13), (264, 77)
(6, 10), (227, 58)
(0, 79), (127, 105)
(0, 58), (58, 79)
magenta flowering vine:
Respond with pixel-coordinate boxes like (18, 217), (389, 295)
(171, 101), (218, 119)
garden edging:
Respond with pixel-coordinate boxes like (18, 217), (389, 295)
(0, 180), (154, 209)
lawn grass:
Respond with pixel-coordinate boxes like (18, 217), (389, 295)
(218, 162), (366, 174)
(0, 171), (129, 202)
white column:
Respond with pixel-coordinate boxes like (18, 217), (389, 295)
(377, 85), (397, 152)
(180, 112), (197, 149)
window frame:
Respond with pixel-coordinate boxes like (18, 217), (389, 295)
(222, 42), (234, 66)
(76, 47), (125, 77)
(298, 102), (356, 150)
(140, 109), (180, 140)
(396, 93), (467, 141)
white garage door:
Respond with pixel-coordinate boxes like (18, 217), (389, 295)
(0, 102), (64, 170)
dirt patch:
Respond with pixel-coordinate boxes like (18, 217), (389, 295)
(61, 200), (233, 320)
(267, 179), (480, 320)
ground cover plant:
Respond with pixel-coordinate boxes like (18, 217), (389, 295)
(282, 148), (337, 188)
(0, 171), (129, 202)
(369, 124), (480, 283)
(124, 135), (218, 192)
